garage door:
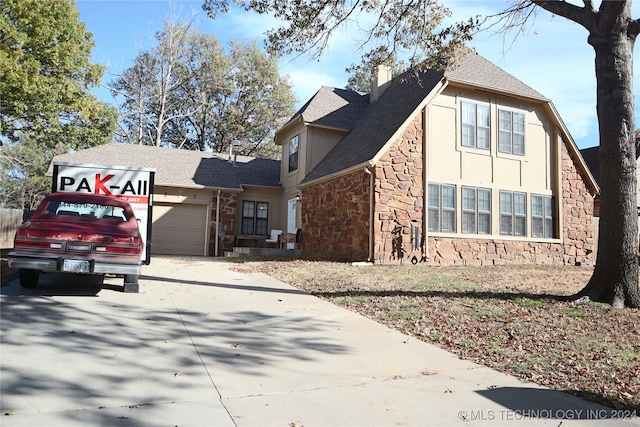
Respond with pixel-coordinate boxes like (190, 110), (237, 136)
(152, 203), (208, 255)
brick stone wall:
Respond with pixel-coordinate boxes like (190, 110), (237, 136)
(301, 172), (371, 261)
(373, 123), (595, 266)
(418, 141), (595, 266)
(300, 110), (594, 266)
(373, 114), (425, 263)
(210, 192), (237, 255)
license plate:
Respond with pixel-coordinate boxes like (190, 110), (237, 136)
(63, 259), (90, 273)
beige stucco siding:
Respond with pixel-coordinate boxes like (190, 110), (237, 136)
(279, 124), (347, 191)
(429, 90), (553, 192)
(428, 104), (460, 181)
(426, 88), (559, 241)
(236, 187), (284, 234)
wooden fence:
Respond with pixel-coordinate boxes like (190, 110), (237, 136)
(0, 209), (24, 249)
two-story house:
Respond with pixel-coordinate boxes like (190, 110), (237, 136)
(50, 51), (598, 265)
(276, 50), (599, 265)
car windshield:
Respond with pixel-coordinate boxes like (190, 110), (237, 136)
(42, 201), (129, 221)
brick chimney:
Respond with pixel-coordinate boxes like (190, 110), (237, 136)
(370, 64), (393, 103)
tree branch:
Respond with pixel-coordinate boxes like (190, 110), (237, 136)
(530, 0), (596, 30)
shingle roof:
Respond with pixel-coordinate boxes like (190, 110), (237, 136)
(444, 52), (548, 101)
(301, 51), (549, 184)
(579, 146), (601, 186)
(580, 136), (640, 188)
(50, 143), (282, 190)
(290, 86), (370, 129)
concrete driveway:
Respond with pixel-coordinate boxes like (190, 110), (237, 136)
(1, 256), (638, 426)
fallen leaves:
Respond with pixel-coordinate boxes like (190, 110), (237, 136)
(249, 261), (640, 412)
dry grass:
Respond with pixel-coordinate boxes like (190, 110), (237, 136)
(234, 260), (640, 412)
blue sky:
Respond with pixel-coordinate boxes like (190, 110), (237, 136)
(77, 0), (640, 150)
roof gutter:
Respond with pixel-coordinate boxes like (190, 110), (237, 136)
(298, 160), (376, 189)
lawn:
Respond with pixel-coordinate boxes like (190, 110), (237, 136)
(235, 260), (640, 412)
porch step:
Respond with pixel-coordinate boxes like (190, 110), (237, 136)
(224, 247), (302, 258)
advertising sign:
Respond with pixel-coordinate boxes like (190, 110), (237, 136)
(52, 162), (155, 263)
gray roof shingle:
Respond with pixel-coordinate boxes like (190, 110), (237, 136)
(291, 86), (370, 129)
(50, 143), (282, 190)
(445, 52), (548, 100)
(301, 51), (549, 183)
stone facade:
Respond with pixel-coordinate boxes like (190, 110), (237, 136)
(301, 172), (371, 261)
(373, 114), (424, 263)
(210, 192), (237, 255)
(302, 109), (595, 266)
(372, 120), (595, 266)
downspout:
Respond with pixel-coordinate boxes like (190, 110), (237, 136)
(423, 108), (429, 259)
(215, 190), (221, 256)
(364, 161), (375, 262)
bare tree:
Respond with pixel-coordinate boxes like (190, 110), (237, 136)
(108, 21), (295, 157)
(109, 21), (201, 147)
(203, 0), (639, 308)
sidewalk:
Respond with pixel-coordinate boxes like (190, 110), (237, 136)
(1, 257), (638, 426)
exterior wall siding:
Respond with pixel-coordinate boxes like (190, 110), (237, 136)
(421, 142), (594, 266)
(300, 107), (594, 266)
(301, 171), (371, 261)
(373, 114), (425, 263)
(372, 112), (594, 266)
(210, 192), (237, 255)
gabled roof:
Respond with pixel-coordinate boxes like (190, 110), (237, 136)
(300, 51), (580, 186)
(444, 52), (548, 101)
(277, 86), (370, 137)
(49, 143), (282, 190)
(579, 146), (601, 186)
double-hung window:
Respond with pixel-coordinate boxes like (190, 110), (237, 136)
(462, 187), (491, 234)
(500, 191), (526, 236)
(461, 102), (490, 150)
(531, 195), (554, 238)
(498, 109), (525, 155)
(428, 183), (456, 232)
(288, 134), (299, 172)
(241, 201), (269, 235)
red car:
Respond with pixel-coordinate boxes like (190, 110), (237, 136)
(8, 192), (144, 292)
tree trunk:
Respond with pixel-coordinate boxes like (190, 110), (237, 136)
(575, 23), (640, 308)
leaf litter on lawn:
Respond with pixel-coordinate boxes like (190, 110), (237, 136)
(234, 260), (640, 412)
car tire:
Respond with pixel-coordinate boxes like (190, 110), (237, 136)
(123, 274), (139, 293)
(19, 269), (39, 288)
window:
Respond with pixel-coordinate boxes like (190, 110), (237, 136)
(241, 201), (269, 235)
(462, 187), (491, 234)
(498, 109), (525, 155)
(428, 183), (456, 232)
(288, 134), (299, 172)
(532, 195), (554, 238)
(500, 191), (526, 236)
(461, 102), (490, 150)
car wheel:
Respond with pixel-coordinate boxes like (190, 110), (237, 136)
(19, 269), (39, 288)
(123, 274), (139, 293)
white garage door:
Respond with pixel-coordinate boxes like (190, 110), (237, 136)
(152, 203), (208, 255)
